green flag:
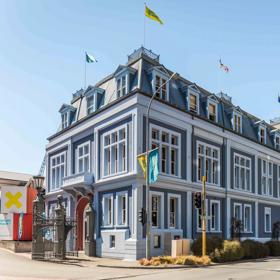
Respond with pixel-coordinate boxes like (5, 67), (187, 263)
(86, 52), (97, 63)
(145, 5), (163, 25)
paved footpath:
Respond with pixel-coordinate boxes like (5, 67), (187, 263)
(0, 248), (280, 280)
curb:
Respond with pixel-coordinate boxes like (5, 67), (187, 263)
(97, 264), (203, 270)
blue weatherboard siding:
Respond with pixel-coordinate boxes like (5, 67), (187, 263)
(72, 133), (94, 174)
(150, 187), (187, 238)
(97, 116), (132, 179)
(47, 146), (68, 193)
(192, 195), (225, 239)
(193, 135), (223, 186)
(142, 116), (187, 180)
(258, 203), (280, 238)
(98, 186), (132, 238)
(230, 148), (255, 193)
(273, 164), (278, 198)
(230, 199), (255, 238)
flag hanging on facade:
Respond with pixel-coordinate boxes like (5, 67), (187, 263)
(148, 148), (159, 184)
(137, 153), (147, 179)
(278, 94), (280, 103)
(145, 5), (163, 25)
(219, 59), (229, 73)
(137, 148), (159, 183)
(86, 52), (97, 63)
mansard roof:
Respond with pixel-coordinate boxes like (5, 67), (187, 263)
(50, 47), (279, 152)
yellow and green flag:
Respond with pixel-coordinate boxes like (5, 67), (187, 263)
(137, 153), (147, 179)
(145, 5), (163, 25)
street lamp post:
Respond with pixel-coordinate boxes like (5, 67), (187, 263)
(145, 71), (177, 259)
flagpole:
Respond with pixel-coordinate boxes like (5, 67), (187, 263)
(84, 52), (87, 89)
(143, 2), (146, 47)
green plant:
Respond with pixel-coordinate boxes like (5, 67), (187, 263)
(231, 217), (243, 241)
(191, 235), (224, 256)
(266, 240), (280, 256)
(212, 240), (244, 263)
(242, 240), (269, 259)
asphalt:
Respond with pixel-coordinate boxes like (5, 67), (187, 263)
(0, 248), (280, 280)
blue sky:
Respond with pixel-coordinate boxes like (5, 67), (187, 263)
(0, 0), (280, 174)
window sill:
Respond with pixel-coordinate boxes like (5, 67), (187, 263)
(243, 231), (253, 234)
(210, 230), (222, 233)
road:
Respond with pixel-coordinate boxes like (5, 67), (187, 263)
(0, 248), (280, 280)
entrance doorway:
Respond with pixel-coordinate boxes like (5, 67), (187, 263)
(76, 196), (89, 251)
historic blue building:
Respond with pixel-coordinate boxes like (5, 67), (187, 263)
(45, 47), (280, 260)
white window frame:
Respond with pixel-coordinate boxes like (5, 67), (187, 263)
(102, 193), (114, 227)
(167, 193), (181, 229)
(61, 112), (69, 130)
(50, 151), (66, 191)
(197, 141), (220, 186)
(76, 141), (90, 174)
(101, 124), (128, 178)
(233, 153), (252, 192)
(261, 159), (273, 197)
(207, 99), (218, 122)
(116, 73), (128, 98)
(275, 134), (280, 150)
(232, 111), (242, 133)
(259, 126), (267, 144)
(233, 203), (242, 221)
(210, 200), (221, 232)
(86, 94), (95, 115)
(115, 191), (128, 227)
(264, 207), (272, 233)
(243, 204), (252, 233)
(152, 71), (169, 101)
(196, 198), (208, 232)
(150, 124), (181, 178)
(187, 91), (200, 115)
(278, 166), (280, 198)
(150, 191), (164, 229)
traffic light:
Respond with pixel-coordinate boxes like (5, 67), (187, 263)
(194, 192), (202, 209)
(138, 207), (147, 225)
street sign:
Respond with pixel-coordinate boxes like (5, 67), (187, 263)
(1, 186), (27, 214)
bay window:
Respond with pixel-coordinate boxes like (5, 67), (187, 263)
(233, 203), (242, 221)
(261, 159), (273, 196)
(151, 193), (163, 228)
(234, 154), (251, 192)
(50, 152), (66, 191)
(87, 95), (95, 114)
(151, 125), (180, 177)
(188, 92), (199, 114)
(259, 126), (266, 144)
(76, 142), (90, 173)
(61, 112), (68, 129)
(117, 75), (127, 98)
(208, 101), (218, 122)
(103, 126), (127, 177)
(197, 199), (208, 231)
(197, 142), (219, 185)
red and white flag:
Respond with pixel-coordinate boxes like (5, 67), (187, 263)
(219, 59), (229, 73)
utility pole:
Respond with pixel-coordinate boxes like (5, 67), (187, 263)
(202, 175), (207, 257)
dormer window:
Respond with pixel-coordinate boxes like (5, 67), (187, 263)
(155, 75), (167, 100)
(117, 75), (127, 98)
(275, 135), (280, 150)
(233, 112), (242, 133)
(87, 95), (95, 114)
(189, 93), (198, 114)
(208, 102), (217, 122)
(61, 112), (68, 129)
(259, 126), (266, 144)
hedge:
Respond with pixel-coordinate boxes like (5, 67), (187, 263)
(266, 241), (280, 256)
(191, 235), (223, 256)
(242, 240), (269, 259)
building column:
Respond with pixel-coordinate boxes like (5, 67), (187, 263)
(187, 191), (192, 239)
(255, 200), (259, 239)
(226, 197), (231, 239)
(186, 130), (192, 182)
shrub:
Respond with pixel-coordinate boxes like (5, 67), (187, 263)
(212, 240), (244, 263)
(191, 235), (224, 256)
(266, 241), (280, 256)
(139, 255), (211, 266)
(242, 240), (269, 259)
